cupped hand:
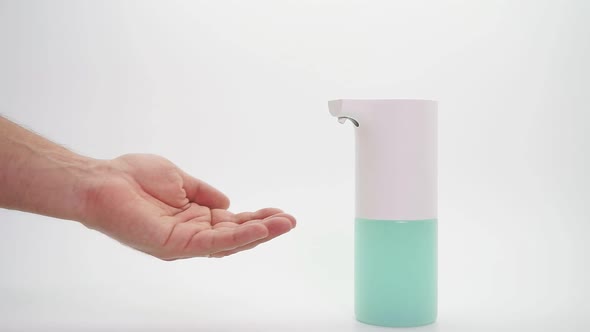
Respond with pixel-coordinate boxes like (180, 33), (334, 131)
(80, 154), (295, 260)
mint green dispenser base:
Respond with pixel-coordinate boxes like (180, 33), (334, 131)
(355, 218), (437, 327)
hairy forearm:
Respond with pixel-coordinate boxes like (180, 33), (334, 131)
(0, 116), (96, 222)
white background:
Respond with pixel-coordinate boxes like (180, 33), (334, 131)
(1, 1), (589, 331)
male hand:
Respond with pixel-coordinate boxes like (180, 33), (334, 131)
(80, 154), (296, 260)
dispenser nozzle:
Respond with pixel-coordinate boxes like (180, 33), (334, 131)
(329, 99), (360, 127)
(338, 116), (359, 127)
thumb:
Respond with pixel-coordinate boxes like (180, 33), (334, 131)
(179, 170), (230, 209)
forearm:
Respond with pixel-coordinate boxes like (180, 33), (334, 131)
(0, 116), (96, 222)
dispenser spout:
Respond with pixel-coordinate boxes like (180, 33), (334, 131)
(329, 99), (360, 127)
(338, 116), (359, 127)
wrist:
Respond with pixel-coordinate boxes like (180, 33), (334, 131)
(70, 156), (105, 224)
(75, 157), (121, 228)
(13, 148), (105, 224)
(31, 151), (103, 223)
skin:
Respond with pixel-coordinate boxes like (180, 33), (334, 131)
(0, 116), (296, 260)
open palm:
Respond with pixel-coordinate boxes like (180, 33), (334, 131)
(81, 154), (295, 260)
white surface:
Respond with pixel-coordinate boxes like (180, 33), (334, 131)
(1, 0), (589, 331)
(330, 99), (437, 220)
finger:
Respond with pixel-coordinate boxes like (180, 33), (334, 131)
(230, 213), (295, 232)
(210, 217), (293, 257)
(260, 212), (296, 228)
(184, 223), (268, 257)
(213, 212), (295, 230)
(212, 221), (240, 229)
(226, 208), (284, 225)
(210, 216), (294, 258)
(179, 170), (230, 209)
